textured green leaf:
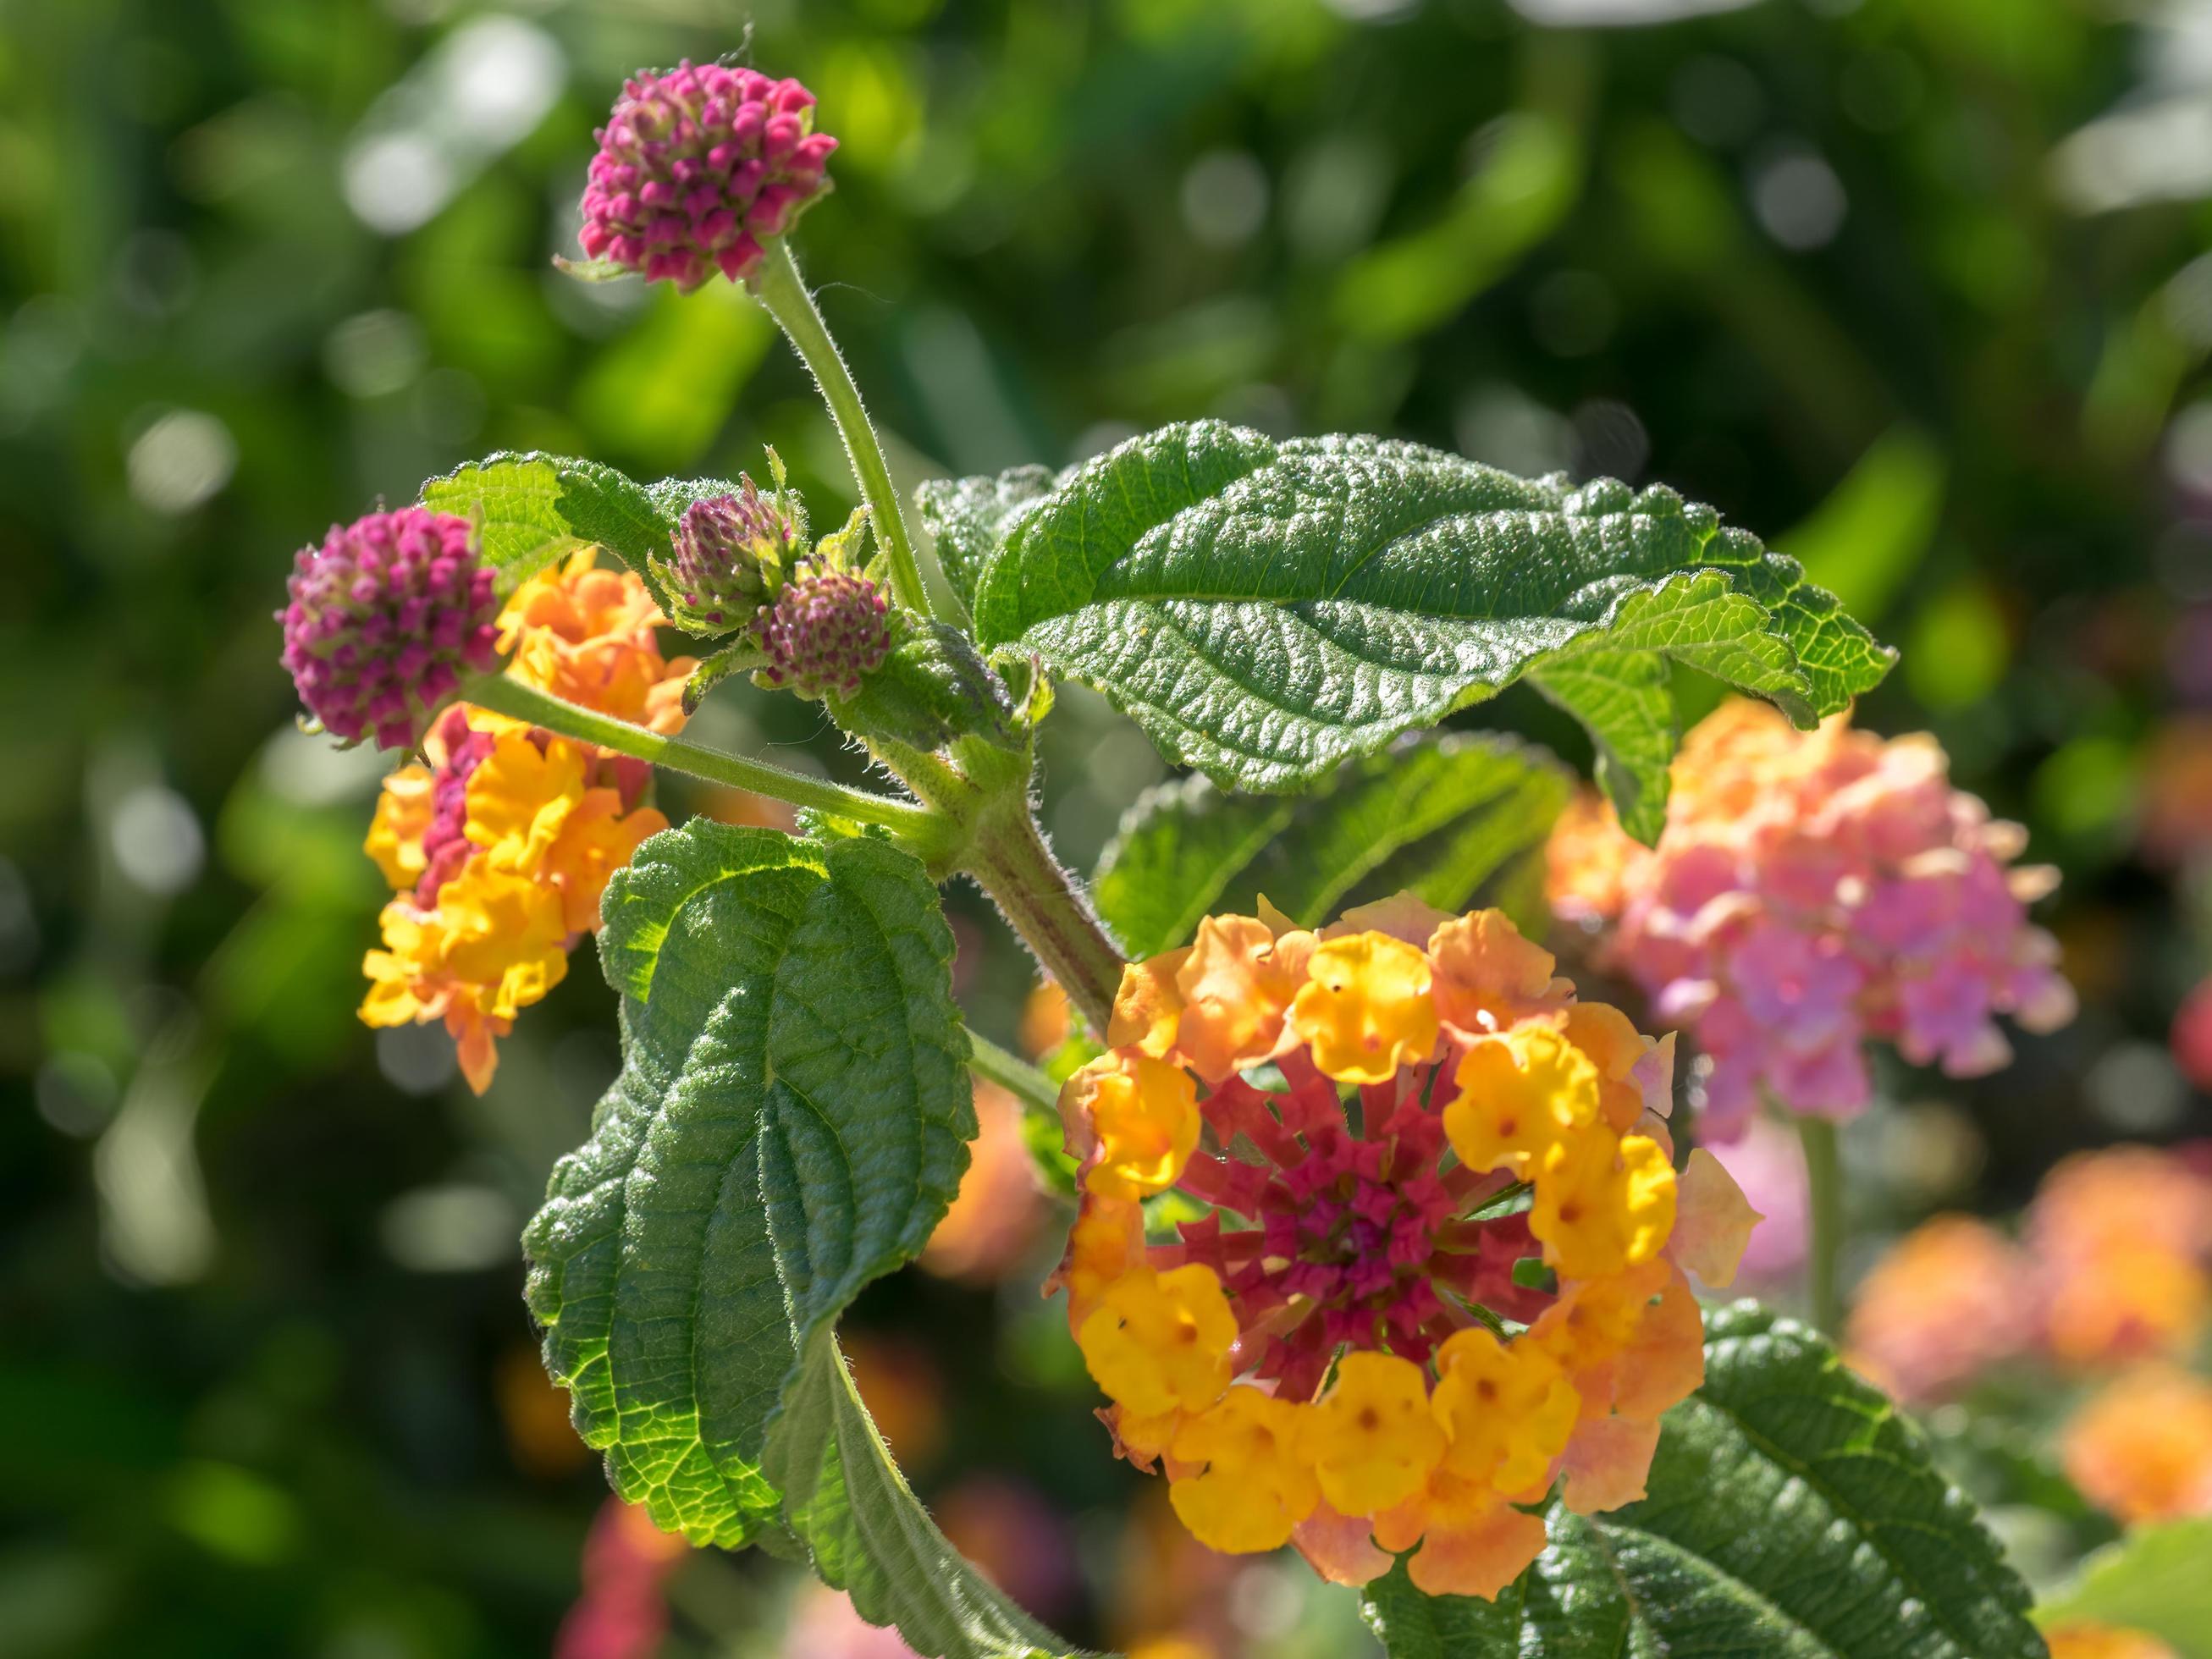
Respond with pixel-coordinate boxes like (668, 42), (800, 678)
(523, 823), (973, 1552)
(422, 451), (663, 592)
(963, 422), (1892, 826)
(764, 1331), (1079, 1659)
(1529, 647), (1674, 844)
(914, 463), (1058, 615)
(1361, 1302), (2044, 1659)
(1093, 732), (1570, 958)
(2035, 1519), (2212, 1658)
(422, 453), (760, 615)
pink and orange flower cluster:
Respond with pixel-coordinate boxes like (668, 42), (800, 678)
(1051, 896), (1760, 1598)
(1845, 1143), (2212, 1528)
(1548, 700), (2074, 1138)
(1846, 1144), (2212, 1403)
(358, 553), (692, 1091)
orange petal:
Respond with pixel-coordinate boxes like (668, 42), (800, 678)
(1558, 1414), (1663, 1514)
(1109, 947), (1190, 1055)
(1671, 1147), (1762, 1290)
(1321, 891), (1452, 946)
(1404, 1505), (1549, 1600)
(1291, 1502), (1393, 1587)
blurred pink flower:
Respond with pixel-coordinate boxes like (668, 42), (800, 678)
(1845, 1144), (2212, 1403)
(555, 1498), (691, 1659)
(782, 1584), (922, 1658)
(1842, 1215), (2034, 1403)
(1548, 700), (2073, 1138)
(1706, 1116), (1808, 1281)
(2173, 976), (2212, 1091)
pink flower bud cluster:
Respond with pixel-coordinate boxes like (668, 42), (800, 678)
(753, 568), (891, 701)
(1547, 701), (2075, 1139)
(650, 482), (798, 633)
(279, 508), (499, 752)
(577, 63), (836, 292)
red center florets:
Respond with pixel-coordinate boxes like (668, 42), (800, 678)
(1154, 1050), (1553, 1400)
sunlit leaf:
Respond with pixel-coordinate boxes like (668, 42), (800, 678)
(523, 824), (972, 1550)
(2034, 1519), (2212, 1658)
(964, 422), (1891, 835)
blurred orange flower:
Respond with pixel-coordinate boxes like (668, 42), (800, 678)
(920, 1080), (1047, 1284)
(2045, 1623), (2181, 1659)
(2062, 1364), (2212, 1524)
(1844, 1216), (2033, 1403)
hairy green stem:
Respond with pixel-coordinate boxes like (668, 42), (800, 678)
(960, 805), (1126, 1039)
(1797, 1113), (1845, 1337)
(463, 674), (941, 842)
(749, 239), (932, 619)
(967, 1031), (1061, 1122)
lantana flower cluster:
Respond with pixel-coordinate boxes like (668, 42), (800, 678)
(1845, 1144), (2212, 1526)
(1846, 1143), (2212, 1403)
(357, 550), (694, 1092)
(1547, 699), (2075, 1138)
(1051, 895), (1760, 1598)
(278, 507), (502, 752)
(578, 62), (836, 291)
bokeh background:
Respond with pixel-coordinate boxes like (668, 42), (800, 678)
(8, 0), (2212, 1653)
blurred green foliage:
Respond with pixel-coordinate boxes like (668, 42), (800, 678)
(5, 0), (2211, 1653)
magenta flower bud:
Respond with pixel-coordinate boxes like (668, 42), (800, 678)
(650, 481), (802, 634)
(278, 508), (500, 752)
(576, 62), (837, 292)
(752, 567), (891, 701)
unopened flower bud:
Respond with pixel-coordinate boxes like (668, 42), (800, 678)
(576, 62), (837, 292)
(753, 567), (891, 701)
(652, 482), (800, 633)
(279, 508), (500, 752)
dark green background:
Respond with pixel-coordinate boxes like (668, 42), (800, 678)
(5, 0), (2208, 1652)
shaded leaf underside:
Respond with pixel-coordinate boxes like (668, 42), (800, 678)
(1093, 730), (1571, 958)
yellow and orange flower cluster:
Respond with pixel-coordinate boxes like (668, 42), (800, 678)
(357, 554), (693, 1091)
(1050, 896), (1760, 1599)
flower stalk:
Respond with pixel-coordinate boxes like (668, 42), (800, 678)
(463, 671), (944, 848)
(956, 798), (1127, 1037)
(1798, 1112), (1845, 1337)
(748, 239), (933, 620)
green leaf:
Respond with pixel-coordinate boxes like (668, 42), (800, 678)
(763, 1331), (1079, 1659)
(1528, 646), (1674, 844)
(522, 823), (974, 1552)
(422, 452), (758, 615)
(913, 463), (1059, 615)
(2035, 1519), (2212, 1658)
(1360, 1302), (2044, 1659)
(1093, 732), (1572, 958)
(963, 422), (1893, 830)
